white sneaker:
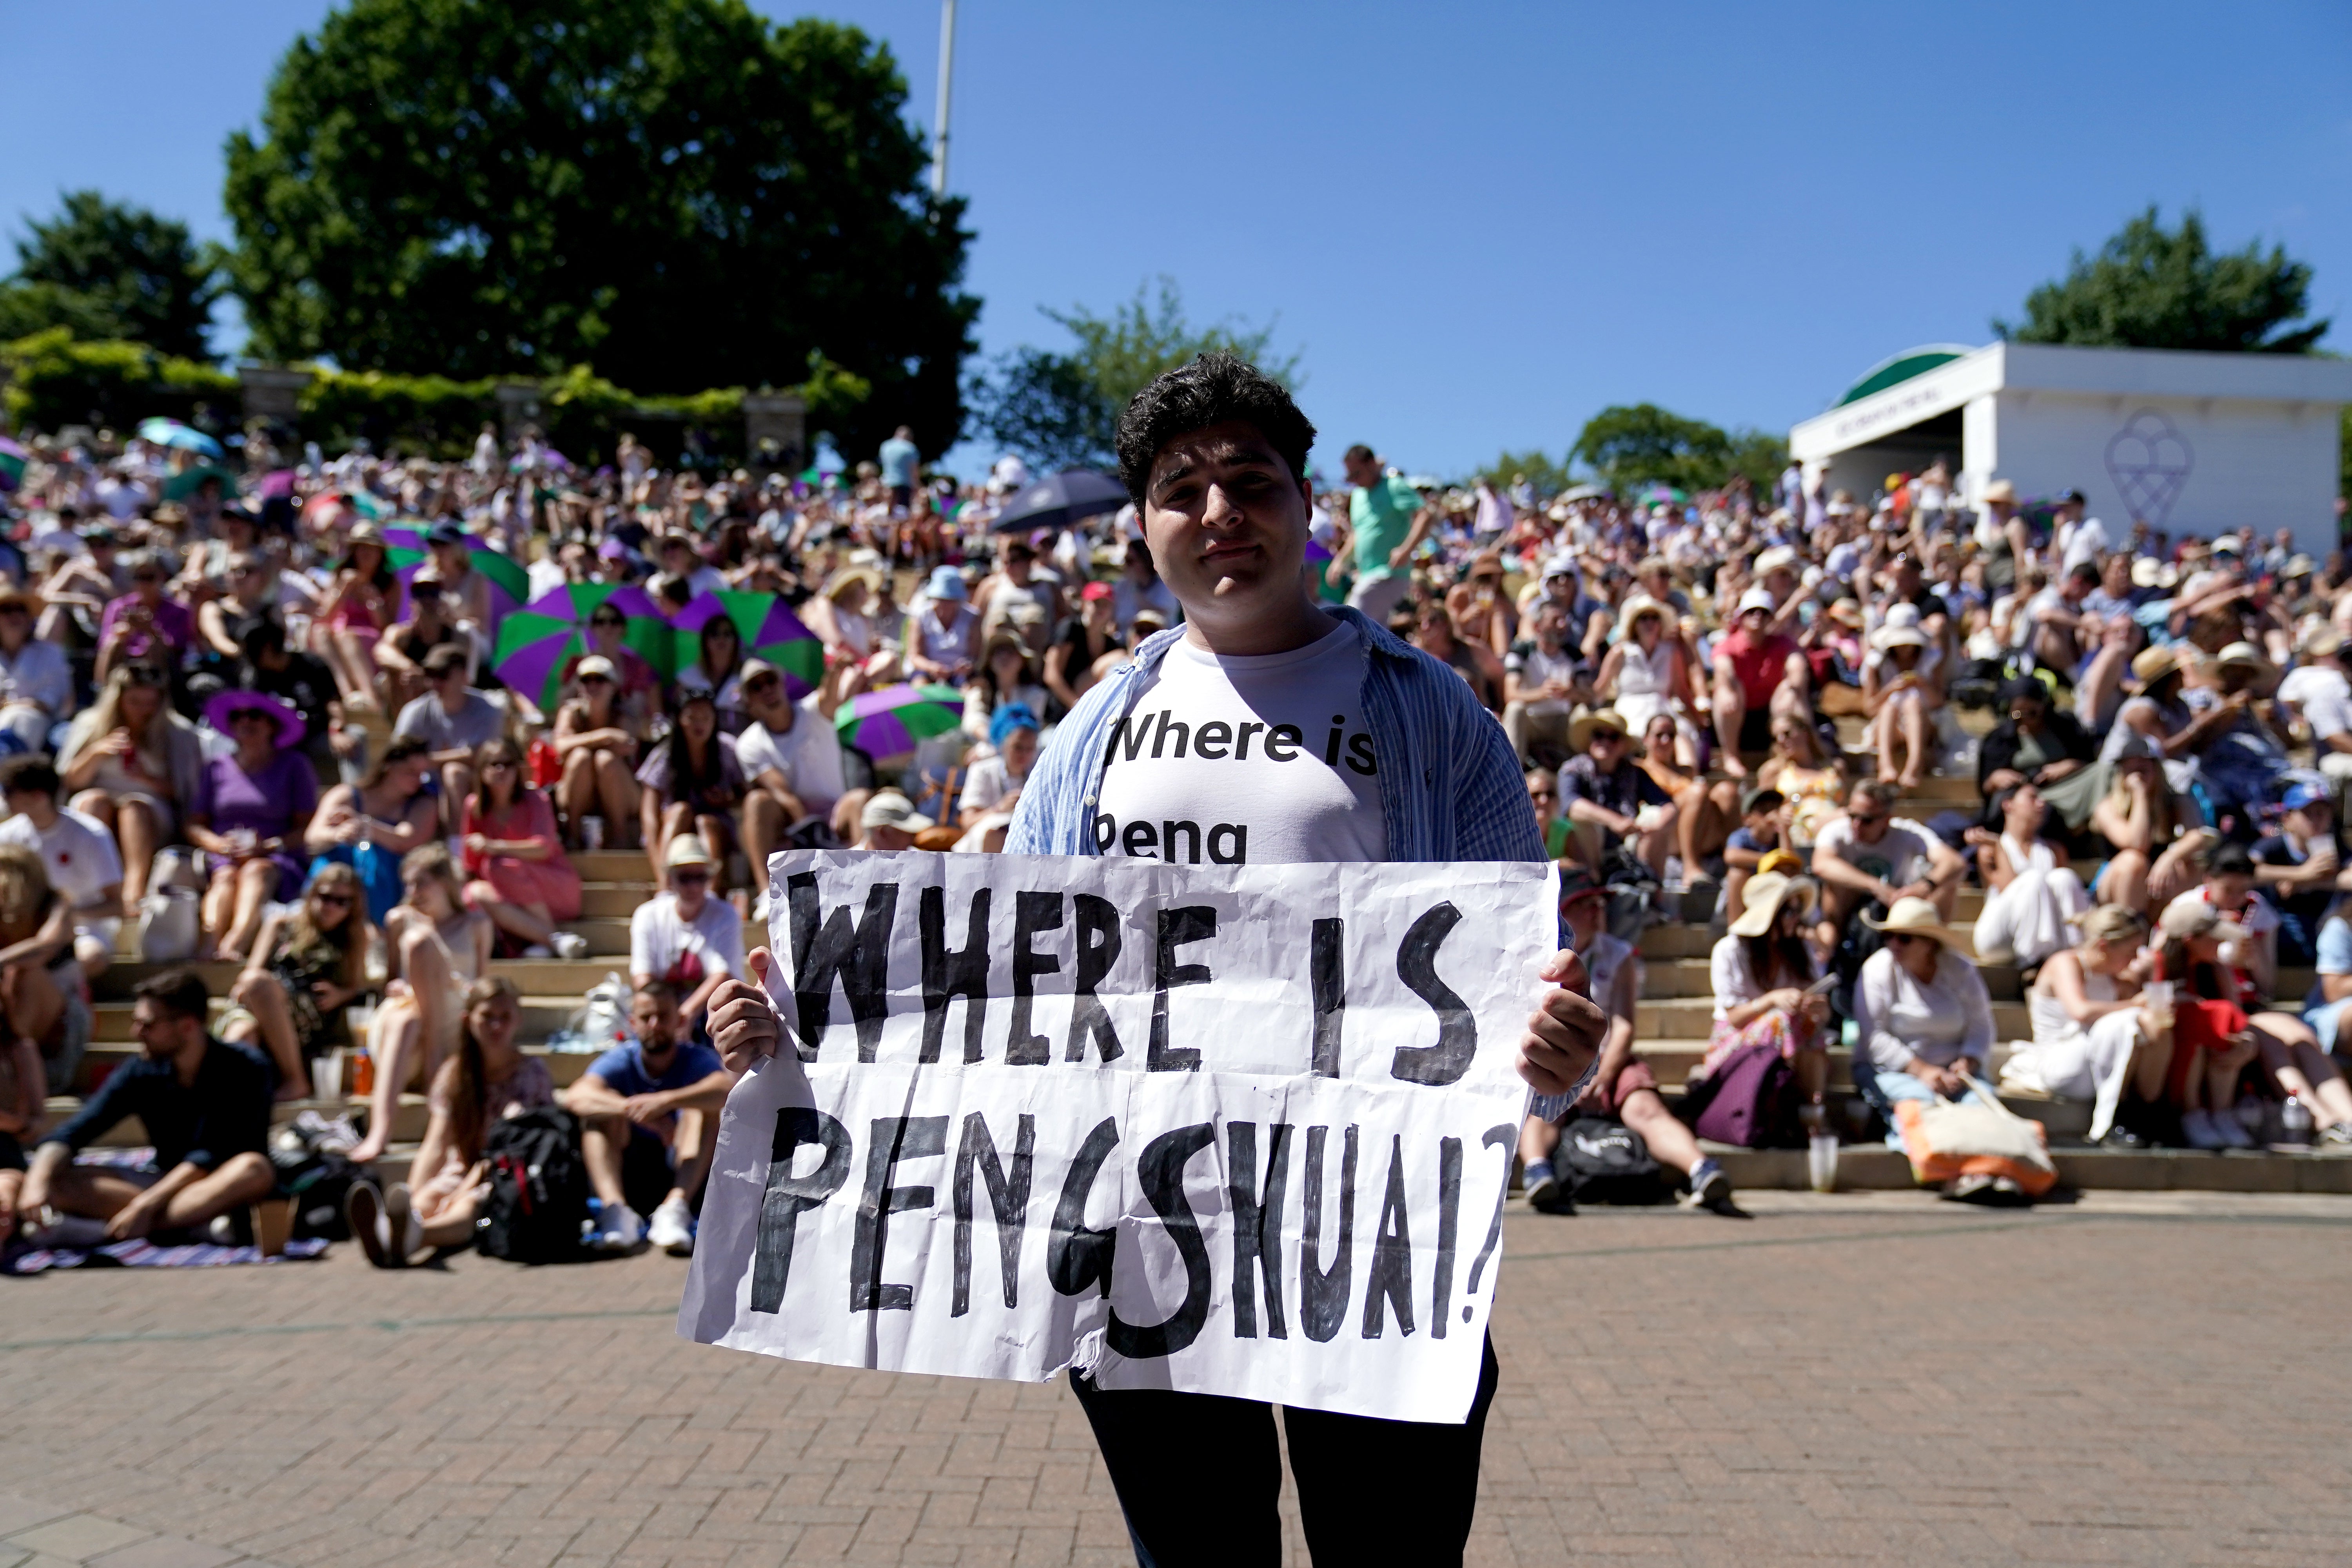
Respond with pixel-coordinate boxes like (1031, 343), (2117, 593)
(2209, 1111), (2258, 1149)
(751, 890), (771, 924)
(648, 1197), (695, 1255)
(2180, 1108), (2227, 1150)
(595, 1204), (645, 1251)
(521, 944), (553, 958)
(550, 931), (588, 960)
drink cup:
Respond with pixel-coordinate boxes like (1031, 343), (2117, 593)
(1808, 1130), (1838, 1193)
(582, 815), (605, 851)
(2142, 980), (2174, 1032)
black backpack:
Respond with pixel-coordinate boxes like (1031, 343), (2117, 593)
(476, 1107), (592, 1263)
(1557, 1116), (1670, 1206)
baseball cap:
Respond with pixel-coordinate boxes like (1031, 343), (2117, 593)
(1737, 586), (1775, 616)
(860, 790), (935, 833)
(1081, 581), (1115, 603)
(2283, 781), (2330, 813)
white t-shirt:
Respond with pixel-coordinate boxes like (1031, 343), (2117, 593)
(1812, 813), (1938, 888)
(735, 695), (846, 813)
(2279, 664), (2352, 742)
(629, 893), (745, 988)
(0, 807), (124, 914)
(1093, 618), (1385, 866)
(2060, 517), (2111, 574)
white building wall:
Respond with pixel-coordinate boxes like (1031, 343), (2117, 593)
(1979, 391), (2340, 556)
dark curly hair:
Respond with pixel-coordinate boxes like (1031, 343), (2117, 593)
(1113, 352), (1316, 505)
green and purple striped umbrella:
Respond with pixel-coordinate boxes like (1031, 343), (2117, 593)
(0, 437), (26, 494)
(670, 590), (823, 698)
(384, 526), (532, 624)
(491, 583), (668, 713)
(834, 683), (963, 758)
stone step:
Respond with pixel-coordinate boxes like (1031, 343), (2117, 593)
(1630, 957), (2317, 1004)
(86, 994), (588, 1046)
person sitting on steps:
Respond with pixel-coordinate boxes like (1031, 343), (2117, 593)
(559, 980), (731, 1255)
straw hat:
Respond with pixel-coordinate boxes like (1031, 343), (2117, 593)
(2285, 554), (2316, 579)
(1864, 895), (1971, 952)
(1981, 479), (2017, 505)
(1568, 705), (1632, 752)
(2131, 557), (2165, 588)
(1753, 545), (1798, 577)
(1870, 602), (1927, 652)
(1615, 594), (1670, 639)
(824, 564), (882, 601)
(662, 834), (716, 871)
(1726, 871), (1816, 938)
(860, 789), (935, 833)
(1824, 598), (1864, 630)
(2302, 628), (2345, 660)
(2131, 644), (2183, 684)
(2215, 640), (2271, 675)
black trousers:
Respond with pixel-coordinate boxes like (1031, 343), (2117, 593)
(1070, 1335), (1499, 1568)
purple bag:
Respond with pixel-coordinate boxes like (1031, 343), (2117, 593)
(1687, 1041), (1798, 1149)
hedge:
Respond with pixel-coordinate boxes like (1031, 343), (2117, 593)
(2, 331), (871, 469)
(1, 329), (241, 435)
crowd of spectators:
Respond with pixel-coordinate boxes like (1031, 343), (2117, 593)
(0, 407), (2347, 1258)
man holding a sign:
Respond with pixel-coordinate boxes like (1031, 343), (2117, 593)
(691, 354), (1604, 1566)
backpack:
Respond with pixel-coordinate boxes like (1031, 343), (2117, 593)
(1556, 1116), (1669, 1205)
(476, 1107), (592, 1263)
(1679, 1041), (1800, 1149)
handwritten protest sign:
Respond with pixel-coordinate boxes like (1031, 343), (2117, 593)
(679, 850), (1556, 1423)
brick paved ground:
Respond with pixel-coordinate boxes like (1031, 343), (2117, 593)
(1, 1191), (2348, 1568)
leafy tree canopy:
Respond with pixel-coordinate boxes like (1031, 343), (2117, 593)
(969, 277), (1298, 472)
(1570, 403), (1784, 495)
(1996, 206), (2329, 354)
(223, 0), (978, 458)
(0, 191), (223, 359)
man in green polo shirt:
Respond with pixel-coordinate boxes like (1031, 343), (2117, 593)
(1341, 443), (1432, 623)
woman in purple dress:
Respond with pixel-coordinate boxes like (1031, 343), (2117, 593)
(189, 690), (320, 961)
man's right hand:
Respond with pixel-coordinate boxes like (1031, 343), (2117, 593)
(710, 949), (783, 1074)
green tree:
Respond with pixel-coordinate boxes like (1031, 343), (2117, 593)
(970, 277), (1298, 470)
(1996, 206), (2328, 354)
(222, 0), (977, 458)
(1568, 404), (1785, 495)
(0, 191), (223, 359)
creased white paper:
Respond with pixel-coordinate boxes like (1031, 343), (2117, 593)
(679, 850), (1556, 1423)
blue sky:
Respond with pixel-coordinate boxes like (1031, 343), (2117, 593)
(3, 0), (2346, 478)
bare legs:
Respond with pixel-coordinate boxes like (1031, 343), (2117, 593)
(227, 969), (312, 1101)
(36, 1151), (276, 1234)
(2252, 1016), (2352, 1128)
(73, 794), (160, 906)
(203, 858), (279, 962)
(465, 880), (556, 947)
(561, 747), (641, 849)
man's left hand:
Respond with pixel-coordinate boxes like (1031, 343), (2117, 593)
(105, 1194), (160, 1241)
(1519, 949), (1605, 1097)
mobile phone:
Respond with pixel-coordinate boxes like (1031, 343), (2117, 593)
(1804, 973), (1839, 996)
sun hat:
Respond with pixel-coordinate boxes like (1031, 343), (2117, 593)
(2157, 897), (2247, 945)
(2215, 640), (2269, 673)
(1615, 595), (1670, 639)
(2285, 554), (2316, 579)
(824, 564), (881, 601)
(2212, 535), (2241, 555)
(662, 834), (715, 871)
(1980, 479), (2017, 505)
(925, 564), (968, 601)
(1726, 870), (1816, 938)
(1825, 598), (1864, 629)
(573, 653), (617, 682)
(1735, 586), (1775, 617)
(1755, 847), (1806, 879)
(203, 688), (306, 749)
(1753, 545), (1798, 576)
(2303, 628), (2345, 659)
(738, 657), (780, 690)
(1542, 554), (1577, 582)
(1871, 620), (1927, 653)
(345, 520), (385, 547)
(2131, 644), (2182, 684)
(1568, 705), (1631, 752)
(1864, 895), (1971, 952)
(860, 789), (935, 833)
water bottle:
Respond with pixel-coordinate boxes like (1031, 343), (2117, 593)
(2281, 1094), (2314, 1147)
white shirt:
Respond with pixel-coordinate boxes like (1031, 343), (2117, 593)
(1708, 931), (1820, 1022)
(0, 806), (123, 914)
(2060, 517), (2111, 574)
(629, 893), (745, 987)
(1813, 813), (1938, 889)
(1855, 945), (1996, 1071)
(735, 695), (846, 814)
(1094, 618), (1386, 866)
(2279, 664), (2352, 742)
(958, 755), (1027, 817)
(0, 638), (74, 717)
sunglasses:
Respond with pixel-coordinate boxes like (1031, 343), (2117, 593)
(591, 616), (624, 628)
(482, 759), (516, 772)
(1591, 731), (1626, 745)
(1528, 787), (1557, 800)
(673, 870), (711, 886)
(313, 892), (353, 908)
(133, 573), (164, 584)
(580, 673), (613, 686)
(1849, 811), (1888, 827)
(1883, 932), (1926, 947)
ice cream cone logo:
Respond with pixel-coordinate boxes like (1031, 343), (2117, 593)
(2104, 408), (2194, 528)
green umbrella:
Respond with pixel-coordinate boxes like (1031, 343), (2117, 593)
(162, 464), (239, 503)
(670, 590), (824, 698)
(492, 583), (670, 712)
